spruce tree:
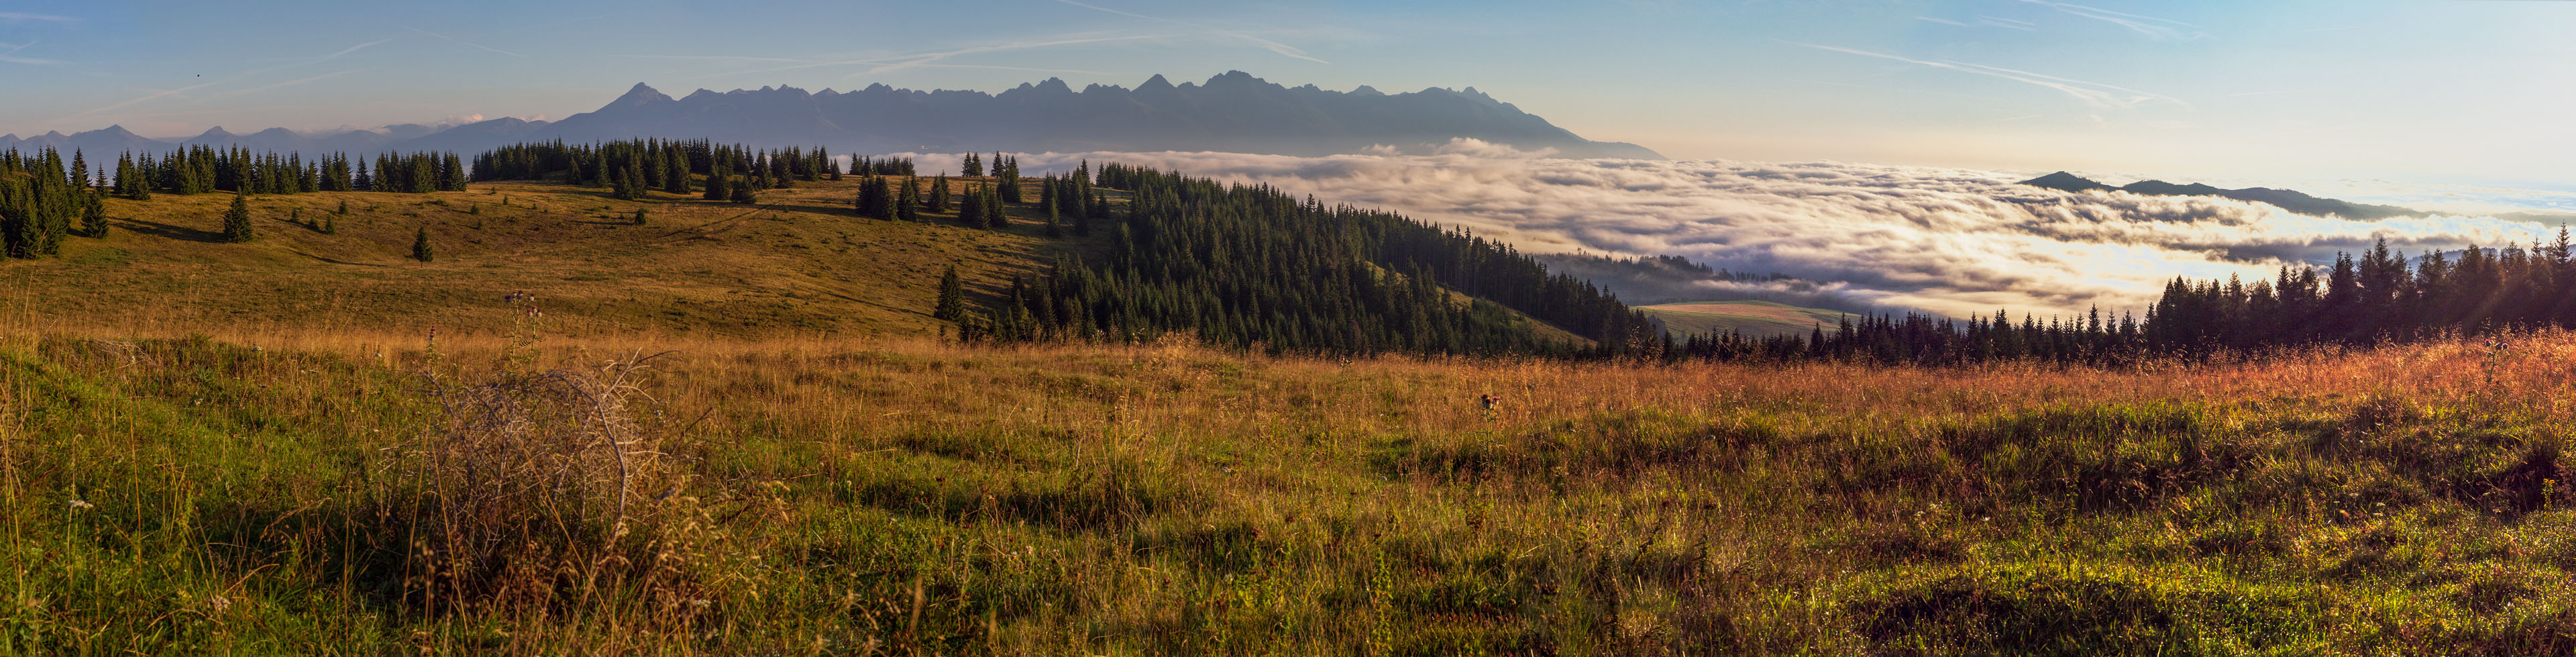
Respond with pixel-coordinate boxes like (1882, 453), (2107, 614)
(412, 226), (433, 262)
(80, 192), (107, 238)
(929, 174), (949, 213)
(959, 187), (985, 227)
(933, 265), (966, 323)
(987, 185), (1008, 230)
(221, 194), (254, 242)
(704, 168), (731, 201)
(635, 207), (649, 225)
(664, 156), (690, 195)
(897, 177), (920, 221)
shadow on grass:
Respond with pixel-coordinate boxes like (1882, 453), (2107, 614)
(117, 217), (225, 243)
(286, 249), (389, 267)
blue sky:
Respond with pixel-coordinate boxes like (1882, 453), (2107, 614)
(3, 0), (2572, 188)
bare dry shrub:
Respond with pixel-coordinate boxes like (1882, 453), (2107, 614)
(383, 352), (776, 634)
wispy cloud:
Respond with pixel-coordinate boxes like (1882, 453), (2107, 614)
(211, 69), (362, 99)
(1788, 42), (2190, 110)
(1919, 15), (2038, 32)
(0, 12), (76, 23)
(56, 38), (392, 121)
(405, 27), (525, 58)
(2018, 0), (2210, 40)
(884, 63), (1107, 75)
(0, 40), (58, 64)
(648, 34), (1160, 80)
(1053, 0), (1328, 64)
(1978, 16), (2040, 31)
(318, 39), (393, 62)
(77, 80), (226, 117)
(845, 34), (1160, 77)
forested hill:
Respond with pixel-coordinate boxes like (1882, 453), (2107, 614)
(974, 164), (1664, 356)
(453, 139), (1660, 358)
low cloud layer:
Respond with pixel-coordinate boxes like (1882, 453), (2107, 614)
(913, 150), (2557, 319)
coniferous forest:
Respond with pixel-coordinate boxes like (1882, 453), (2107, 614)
(2, 146), (464, 258)
(961, 164), (1663, 357)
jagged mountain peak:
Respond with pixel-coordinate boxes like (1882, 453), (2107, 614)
(612, 82), (672, 105)
(3, 72), (1666, 160)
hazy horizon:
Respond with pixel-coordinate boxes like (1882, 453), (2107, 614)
(5, 0), (2574, 190)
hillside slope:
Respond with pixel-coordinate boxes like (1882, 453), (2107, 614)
(1640, 300), (1847, 338)
(2, 179), (1081, 339)
(3, 158), (1644, 358)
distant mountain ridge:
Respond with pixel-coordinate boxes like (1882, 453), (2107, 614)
(2019, 171), (2425, 220)
(0, 71), (1660, 160)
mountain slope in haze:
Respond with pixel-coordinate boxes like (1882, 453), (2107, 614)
(0, 72), (1658, 160)
(1532, 252), (1917, 317)
(527, 72), (1659, 158)
(2021, 171), (2424, 220)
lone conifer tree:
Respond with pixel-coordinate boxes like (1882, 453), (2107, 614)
(897, 178), (920, 221)
(80, 193), (108, 238)
(986, 186), (1008, 230)
(221, 194), (255, 242)
(959, 187), (986, 227)
(412, 226), (433, 262)
(933, 265), (966, 323)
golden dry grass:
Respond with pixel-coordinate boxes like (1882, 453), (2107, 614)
(10, 181), (2576, 654)
(11, 301), (2576, 654)
(7, 179), (1078, 340)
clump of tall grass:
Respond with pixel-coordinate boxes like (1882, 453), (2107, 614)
(378, 352), (780, 642)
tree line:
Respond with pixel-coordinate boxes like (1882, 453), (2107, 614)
(104, 147), (465, 199)
(946, 164), (1662, 357)
(1672, 236), (2576, 366)
(4, 146), (465, 258)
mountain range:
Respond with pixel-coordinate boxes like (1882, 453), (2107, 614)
(0, 71), (1660, 161)
(2019, 171), (2424, 220)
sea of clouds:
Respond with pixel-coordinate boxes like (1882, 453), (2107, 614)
(904, 145), (2560, 319)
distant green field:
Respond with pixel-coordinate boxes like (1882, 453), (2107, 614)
(1640, 299), (1848, 338)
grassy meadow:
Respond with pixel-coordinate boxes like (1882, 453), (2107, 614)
(1639, 301), (1850, 340)
(8, 181), (2576, 654)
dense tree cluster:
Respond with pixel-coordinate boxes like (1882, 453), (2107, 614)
(849, 155), (915, 177)
(0, 148), (97, 258)
(473, 140), (844, 200)
(2146, 237), (2576, 350)
(953, 164), (1661, 357)
(101, 147), (462, 197)
(1034, 164), (1106, 237)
